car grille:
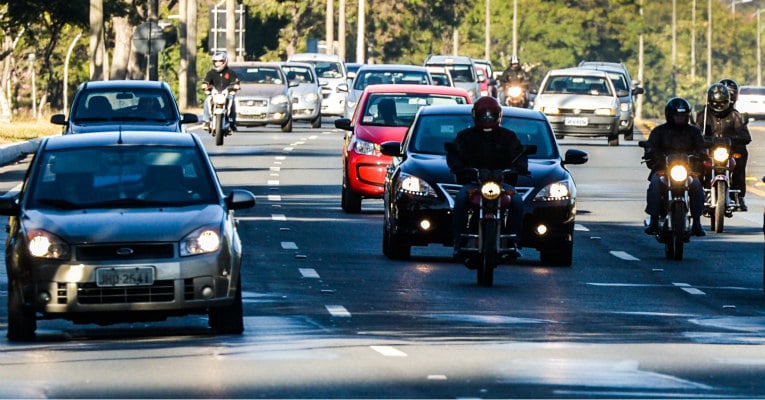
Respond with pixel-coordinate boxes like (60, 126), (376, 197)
(438, 183), (533, 208)
(67, 279), (194, 304)
(239, 99), (268, 107)
(77, 243), (175, 261)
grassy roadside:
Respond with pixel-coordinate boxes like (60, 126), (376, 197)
(0, 120), (62, 144)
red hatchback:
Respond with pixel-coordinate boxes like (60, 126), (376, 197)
(335, 84), (471, 213)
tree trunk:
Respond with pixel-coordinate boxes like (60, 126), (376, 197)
(187, 0), (198, 107)
(89, 0), (107, 80)
(110, 16), (134, 80)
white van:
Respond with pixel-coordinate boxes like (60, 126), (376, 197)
(288, 53), (349, 117)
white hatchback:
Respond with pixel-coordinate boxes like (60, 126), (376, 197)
(736, 86), (765, 121)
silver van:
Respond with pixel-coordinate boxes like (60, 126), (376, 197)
(288, 53), (349, 117)
(424, 55), (481, 102)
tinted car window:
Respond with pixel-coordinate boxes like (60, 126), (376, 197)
(72, 89), (176, 122)
(739, 86), (765, 95)
(443, 64), (475, 83)
(282, 65), (315, 83)
(353, 71), (430, 90)
(544, 75), (612, 96)
(29, 146), (216, 209)
(231, 66), (284, 84)
(361, 93), (469, 127)
(410, 114), (555, 159)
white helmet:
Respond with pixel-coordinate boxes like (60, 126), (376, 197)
(212, 51), (228, 72)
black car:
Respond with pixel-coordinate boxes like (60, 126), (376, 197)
(50, 80), (199, 134)
(380, 104), (588, 266)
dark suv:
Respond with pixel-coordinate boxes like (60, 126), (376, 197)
(51, 80), (198, 134)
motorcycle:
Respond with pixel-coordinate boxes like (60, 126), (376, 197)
(640, 141), (696, 260)
(702, 136), (741, 233)
(456, 167), (522, 287)
(206, 87), (236, 146)
(501, 81), (529, 108)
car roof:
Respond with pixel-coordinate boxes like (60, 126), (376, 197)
(545, 67), (611, 78)
(78, 80), (171, 90)
(362, 83), (470, 96)
(425, 55), (474, 64)
(229, 61), (282, 68)
(41, 131), (199, 151)
(416, 103), (546, 121)
(288, 52), (344, 62)
(356, 64), (429, 72)
(279, 61), (315, 69)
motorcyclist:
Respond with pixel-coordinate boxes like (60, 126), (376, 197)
(693, 81), (751, 211)
(500, 55), (529, 85)
(644, 97), (707, 237)
(201, 51), (240, 132)
(446, 96), (529, 258)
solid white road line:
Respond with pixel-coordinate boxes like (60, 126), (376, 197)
(370, 345), (407, 357)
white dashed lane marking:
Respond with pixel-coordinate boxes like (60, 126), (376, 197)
(281, 241), (298, 250)
(325, 305), (351, 317)
(673, 282), (706, 295)
(299, 268), (320, 278)
(610, 251), (640, 261)
(370, 346), (407, 357)
(268, 195), (282, 201)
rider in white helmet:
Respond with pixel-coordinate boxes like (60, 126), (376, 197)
(201, 51), (240, 131)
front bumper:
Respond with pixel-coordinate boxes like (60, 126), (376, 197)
(546, 114), (619, 136)
(15, 252), (238, 322)
(236, 99), (290, 126)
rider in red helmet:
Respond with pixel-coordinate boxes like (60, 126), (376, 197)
(446, 96), (528, 258)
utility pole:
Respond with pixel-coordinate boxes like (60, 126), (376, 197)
(356, 0), (365, 63)
(338, 0), (346, 60)
(707, 0), (712, 86)
(326, 0), (334, 55)
(226, 0), (236, 60)
(485, 0), (490, 60)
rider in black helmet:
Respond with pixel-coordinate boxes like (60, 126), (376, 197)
(694, 80), (751, 211)
(644, 97), (707, 236)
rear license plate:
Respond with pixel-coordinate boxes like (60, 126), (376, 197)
(564, 117), (588, 126)
(96, 267), (155, 287)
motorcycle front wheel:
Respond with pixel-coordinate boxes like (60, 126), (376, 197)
(669, 202), (686, 261)
(477, 219), (497, 287)
(713, 181), (727, 233)
(214, 115), (224, 146)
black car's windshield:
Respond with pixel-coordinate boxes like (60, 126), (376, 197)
(361, 93), (469, 127)
(28, 146), (218, 209)
(72, 89), (178, 123)
(409, 114), (556, 159)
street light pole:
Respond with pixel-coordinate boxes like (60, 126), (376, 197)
(757, 9), (763, 86)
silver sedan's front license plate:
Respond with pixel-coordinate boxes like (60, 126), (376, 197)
(96, 267), (155, 287)
(564, 117), (588, 126)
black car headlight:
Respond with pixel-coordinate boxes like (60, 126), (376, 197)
(534, 180), (571, 202)
(397, 173), (437, 198)
(181, 226), (221, 256)
(27, 229), (70, 259)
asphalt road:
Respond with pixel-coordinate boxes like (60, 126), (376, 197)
(0, 119), (763, 398)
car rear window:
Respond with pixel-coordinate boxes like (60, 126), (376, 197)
(361, 93), (469, 127)
(739, 86), (765, 96)
(72, 89), (176, 122)
(353, 70), (430, 90)
(410, 114), (555, 159)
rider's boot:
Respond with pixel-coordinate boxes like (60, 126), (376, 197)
(691, 217), (706, 237)
(644, 215), (659, 235)
(739, 196), (747, 212)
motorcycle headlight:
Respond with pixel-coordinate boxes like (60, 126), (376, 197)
(712, 147), (729, 162)
(669, 164), (688, 182)
(353, 138), (378, 155)
(508, 86), (523, 97)
(181, 226), (221, 256)
(272, 95), (289, 105)
(594, 107), (616, 116)
(27, 229), (69, 259)
(534, 180), (571, 201)
(481, 181), (502, 200)
(304, 93), (319, 104)
(397, 173), (437, 197)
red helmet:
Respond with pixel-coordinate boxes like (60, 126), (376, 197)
(472, 96), (502, 131)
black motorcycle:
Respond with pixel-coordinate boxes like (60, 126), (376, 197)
(640, 141), (696, 260)
(206, 86), (237, 146)
(703, 136), (741, 233)
(456, 167), (523, 287)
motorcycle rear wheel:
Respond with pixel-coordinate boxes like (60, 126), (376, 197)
(477, 219), (497, 287)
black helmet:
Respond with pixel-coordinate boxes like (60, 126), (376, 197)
(472, 96), (502, 131)
(664, 97), (691, 125)
(719, 78), (739, 103)
(707, 83), (730, 115)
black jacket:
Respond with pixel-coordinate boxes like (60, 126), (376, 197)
(694, 105), (751, 151)
(446, 126), (528, 183)
(644, 122), (707, 176)
(202, 67), (239, 91)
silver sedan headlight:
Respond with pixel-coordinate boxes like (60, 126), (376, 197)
(304, 92), (319, 104)
(181, 226), (221, 256)
(397, 173), (437, 197)
(534, 180), (571, 201)
(271, 94), (289, 105)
